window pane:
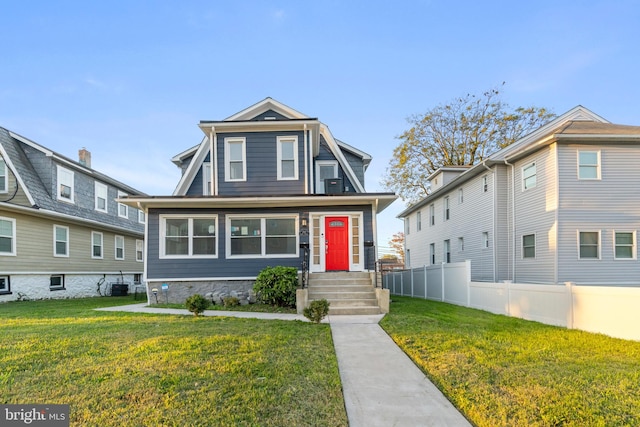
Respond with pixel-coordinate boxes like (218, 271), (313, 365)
(266, 218), (295, 236)
(166, 237), (188, 255)
(0, 237), (11, 252)
(56, 241), (67, 255)
(166, 219), (188, 236)
(266, 237), (296, 254)
(230, 162), (243, 180)
(580, 232), (598, 245)
(281, 141), (294, 159)
(55, 227), (67, 242)
(579, 151), (598, 165)
(193, 237), (216, 255)
(231, 237), (261, 255)
(194, 218), (215, 236)
(616, 246), (633, 258)
(579, 166), (597, 179)
(231, 219), (261, 236)
(0, 219), (12, 237)
(616, 232), (633, 245)
(229, 142), (243, 161)
(580, 245), (598, 258)
(281, 160), (295, 177)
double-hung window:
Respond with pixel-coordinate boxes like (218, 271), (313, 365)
(614, 231), (635, 259)
(117, 191), (128, 218)
(444, 239), (450, 263)
(228, 215), (297, 258)
(458, 188), (463, 204)
(429, 243), (435, 265)
(579, 231), (600, 259)
(416, 211), (422, 231)
(115, 235), (125, 260)
(429, 204), (435, 226)
(54, 225), (69, 257)
(444, 197), (450, 221)
(316, 161), (338, 193)
(523, 162), (536, 190)
(578, 151), (600, 179)
(138, 210), (145, 224)
(92, 231), (103, 259)
(0, 158), (7, 193)
(277, 136), (298, 180)
(161, 215), (217, 258)
(95, 182), (108, 212)
(225, 137), (246, 181)
(482, 175), (488, 193)
(522, 234), (535, 258)
(136, 239), (144, 262)
(0, 217), (16, 256)
(57, 165), (74, 203)
(202, 162), (213, 195)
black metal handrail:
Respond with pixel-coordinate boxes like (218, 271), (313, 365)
(300, 243), (309, 288)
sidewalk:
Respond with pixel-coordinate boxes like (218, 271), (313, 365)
(96, 304), (471, 426)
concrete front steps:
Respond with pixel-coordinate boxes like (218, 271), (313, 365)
(307, 272), (381, 315)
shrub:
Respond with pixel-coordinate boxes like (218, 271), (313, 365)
(185, 294), (210, 316)
(303, 299), (330, 323)
(223, 296), (240, 307)
(253, 266), (298, 308)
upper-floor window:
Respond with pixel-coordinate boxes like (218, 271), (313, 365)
(136, 239), (144, 262)
(416, 211), (422, 231)
(115, 235), (125, 260)
(316, 161), (338, 193)
(0, 217), (16, 256)
(458, 237), (464, 252)
(227, 215), (297, 258)
(405, 249), (411, 268)
(57, 165), (74, 203)
(578, 231), (600, 259)
(444, 197), (450, 221)
(482, 175), (488, 193)
(95, 182), (108, 213)
(614, 231), (636, 260)
(429, 204), (435, 226)
(0, 159), (7, 193)
(405, 217), (410, 235)
(458, 188), (463, 204)
(578, 151), (600, 180)
(202, 162), (212, 195)
(483, 231), (489, 249)
(91, 231), (103, 259)
(117, 191), (128, 219)
(277, 136), (298, 180)
(138, 209), (145, 224)
(522, 234), (535, 258)
(161, 215), (217, 258)
(225, 137), (246, 182)
(53, 225), (69, 257)
(523, 162), (536, 190)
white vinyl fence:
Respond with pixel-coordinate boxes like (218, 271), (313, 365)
(383, 261), (640, 342)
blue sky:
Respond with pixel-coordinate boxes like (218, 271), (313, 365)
(2, 0), (640, 247)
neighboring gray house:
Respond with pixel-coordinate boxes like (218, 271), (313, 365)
(399, 106), (640, 286)
(0, 128), (146, 301)
(121, 98), (397, 305)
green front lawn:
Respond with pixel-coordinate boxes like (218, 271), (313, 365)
(0, 297), (347, 427)
(380, 296), (640, 427)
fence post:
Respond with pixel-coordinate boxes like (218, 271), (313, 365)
(411, 267), (414, 297)
(565, 281), (574, 329)
(400, 272), (404, 296)
(441, 262), (445, 302)
(424, 265), (427, 300)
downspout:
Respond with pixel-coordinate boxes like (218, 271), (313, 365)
(210, 126), (218, 196)
(136, 201), (149, 304)
(481, 160), (496, 281)
(309, 129), (314, 193)
(303, 124), (308, 194)
(503, 159), (516, 282)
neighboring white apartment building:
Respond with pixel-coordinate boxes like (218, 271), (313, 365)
(399, 106), (640, 285)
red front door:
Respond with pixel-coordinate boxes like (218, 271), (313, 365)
(325, 216), (349, 271)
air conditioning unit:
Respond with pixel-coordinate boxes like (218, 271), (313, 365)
(324, 178), (343, 194)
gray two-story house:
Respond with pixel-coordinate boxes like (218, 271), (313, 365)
(400, 106), (640, 286)
(122, 98), (396, 306)
(0, 127), (146, 301)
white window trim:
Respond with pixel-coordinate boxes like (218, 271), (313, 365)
(522, 233), (536, 259)
(138, 209), (146, 224)
(91, 231), (103, 259)
(483, 232), (489, 249)
(577, 230), (601, 260)
(50, 274), (65, 290)
(0, 216), (16, 256)
(429, 204), (435, 226)
(482, 175), (488, 193)
(226, 214), (299, 259)
(429, 243), (435, 265)
(117, 191), (128, 219)
(115, 235), (125, 260)
(522, 162), (536, 190)
(0, 275), (10, 293)
(160, 214), (218, 259)
(56, 165), (74, 203)
(613, 230), (636, 260)
(444, 239), (450, 263)
(95, 182), (108, 213)
(444, 197), (450, 221)
(202, 162), (212, 195)
(277, 136), (299, 180)
(224, 137), (247, 182)
(136, 239), (144, 262)
(315, 160), (338, 193)
(458, 188), (463, 204)
(53, 225), (69, 258)
(416, 211), (422, 231)
(577, 150), (601, 180)
(458, 237), (464, 252)
(0, 159), (7, 193)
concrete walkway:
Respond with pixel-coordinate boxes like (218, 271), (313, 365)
(96, 304), (471, 426)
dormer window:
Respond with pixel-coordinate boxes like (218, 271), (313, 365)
(56, 165), (74, 203)
(225, 137), (246, 182)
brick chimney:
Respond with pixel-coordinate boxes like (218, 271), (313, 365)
(79, 147), (92, 168)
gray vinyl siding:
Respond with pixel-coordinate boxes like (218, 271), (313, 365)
(557, 143), (640, 284)
(341, 149), (365, 190)
(251, 110), (289, 121)
(216, 131), (305, 195)
(2, 212), (142, 273)
(513, 146), (557, 283)
(494, 166), (512, 281)
(405, 170), (495, 281)
(146, 205), (374, 280)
